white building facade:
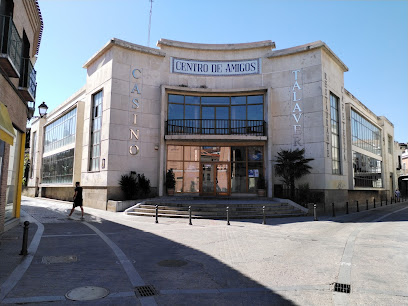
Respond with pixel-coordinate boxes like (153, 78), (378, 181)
(26, 38), (398, 211)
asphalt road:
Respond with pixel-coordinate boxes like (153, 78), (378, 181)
(1, 197), (407, 305)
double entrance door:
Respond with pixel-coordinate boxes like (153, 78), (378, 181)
(200, 162), (230, 196)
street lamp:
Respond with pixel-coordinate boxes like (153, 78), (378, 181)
(27, 101), (48, 120)
(38, 102), (48, 118)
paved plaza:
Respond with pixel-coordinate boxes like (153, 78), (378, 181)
(0, 196), (407, 305)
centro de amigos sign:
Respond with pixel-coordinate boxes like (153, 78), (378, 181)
(171, 57), (261, 76)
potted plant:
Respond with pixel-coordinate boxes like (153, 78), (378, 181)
(257, 174), (266, 197)
(166, 169), (176, 195)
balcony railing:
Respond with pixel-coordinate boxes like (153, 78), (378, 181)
(0, 14), (22, 77)
(166, 119), (266, 136)
(18, 58), (37, 100)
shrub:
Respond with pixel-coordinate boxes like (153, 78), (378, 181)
(138, 173), (151, 197)
(166, 169), (175, 189)
(119, 173), (138, 200)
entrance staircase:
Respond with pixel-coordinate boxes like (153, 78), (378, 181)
(125, 197), (307, 219)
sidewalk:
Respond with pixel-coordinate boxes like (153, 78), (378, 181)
(1, 196), (407, 305)
(0, 218), (37, 293)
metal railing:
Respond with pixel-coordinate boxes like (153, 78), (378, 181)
(166, 119), (265, 136)
(19, 57), (37, 98)
(0, 14), (22, 73)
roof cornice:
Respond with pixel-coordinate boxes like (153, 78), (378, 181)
(83, 38), (166, 68)
(157, 39), (276, 51)
(267, 41), (348, 72)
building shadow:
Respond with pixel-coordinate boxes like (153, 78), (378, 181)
(12, 201), (297, 305)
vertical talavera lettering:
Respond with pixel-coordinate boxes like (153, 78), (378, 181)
(291, 69), (303, 147)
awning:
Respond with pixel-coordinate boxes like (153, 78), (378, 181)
(0, 101), (16, 145)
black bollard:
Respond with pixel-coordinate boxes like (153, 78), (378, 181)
(313, 204), (318, 221)
(356, 200), (359, 212)
(346, 201), (349, 214)
(262, 206), (266, 225)
(189, 206), (192, 225)
(366, 199), (369, 210)
(20, 221), (30, 256)
(380, 198), (382, 206)
(332, 202), (335, 217)
(227, 206), (230, 226)
(386, 198), (388, 205)
(373, 198), (376, 208)
(155, 205), (159, 224)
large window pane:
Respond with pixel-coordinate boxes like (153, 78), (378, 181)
(216, 107), (229, 134)
(231, 96), (246, 105)
(185, 96), (200, 105)
(167, 161), (183, 193)
(351, 109), (382, 156)
(202, 107), (214, 120)
(231, 162), (246, 193)
(330, 93), (341, 174)
(219, 147), (231, 161)
(44, 108), (77, 153)
(231, 147), (246, 162)
(202, 107), (214, 134)
(184, 146), (200, 161)
(184, 162), (199, 192)
(168, 104), (184, 120)
(231, 106), (246, 120)
(90, 91), (102, 171)
(247, 105), (263, 120)
(42, 149), (74, 184)
(353, 151), (382, 187)
(201, 96), (229, 105)
(185, 105), (199, 119)
(168, 94), (184, 104)
(201, 147), (220, 162)
(247, 95), (263, 104)
(167, 145), (183, 161)
(248, 147), (263, 161)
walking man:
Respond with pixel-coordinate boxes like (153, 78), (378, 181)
(68, 182), (84, 219)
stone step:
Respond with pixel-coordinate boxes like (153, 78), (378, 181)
(133, 206), (296, 215)
(138, 203), (291, 210)
(126, 201), (305, 219)
(143, 201), (288, 208)
(126, 211), (305, 219)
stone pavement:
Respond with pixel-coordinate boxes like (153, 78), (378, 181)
(0, 196), (407, 305)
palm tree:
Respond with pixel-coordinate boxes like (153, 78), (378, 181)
(275, 148), (314, 199)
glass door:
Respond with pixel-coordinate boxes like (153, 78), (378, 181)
(200, 163), (230, 196)
(201, 163), (214, 194)
(216, 163), (229, 195)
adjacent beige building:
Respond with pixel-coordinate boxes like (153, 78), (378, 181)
(27, 38), (398, 212)
(0, 0), (43, 233)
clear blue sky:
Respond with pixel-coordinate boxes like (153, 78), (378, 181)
(35, 0), (407, 142)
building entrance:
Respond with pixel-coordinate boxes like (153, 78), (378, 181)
(200, 163), (230, 196)
(166, 145), (264, 195)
